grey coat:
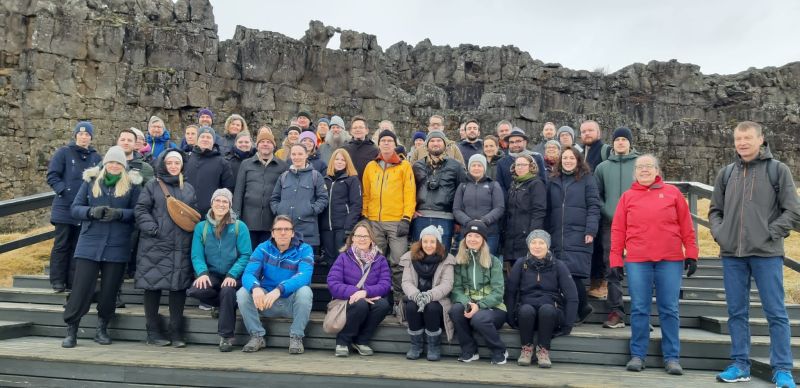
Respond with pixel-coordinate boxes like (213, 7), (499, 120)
(452, 176), (505, 235)
(270, 164), (329, 246)
(233, 155), (288, 232)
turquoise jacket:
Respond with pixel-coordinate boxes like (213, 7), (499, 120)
(190, 215), (252, 279)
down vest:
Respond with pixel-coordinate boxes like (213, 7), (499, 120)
(47, 143), (102, 225)
(546, 173), (602, 278)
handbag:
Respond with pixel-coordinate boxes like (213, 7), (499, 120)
(157, 179), (201, 232)
(322, 264), (372, 334)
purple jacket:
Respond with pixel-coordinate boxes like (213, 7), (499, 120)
(327, 249), (391, 300)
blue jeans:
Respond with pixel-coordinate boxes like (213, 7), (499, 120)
(411, 217), (454, 252)
(625, 260), (683, 361)
(722, 256), (793, 372)
(236, 286), (313, 338)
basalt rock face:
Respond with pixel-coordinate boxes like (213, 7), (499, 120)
(1, 0), (799, 212)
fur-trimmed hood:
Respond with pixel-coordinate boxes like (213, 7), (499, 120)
(82, 165), (143, 185)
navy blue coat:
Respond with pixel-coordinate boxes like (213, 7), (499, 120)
(497, 151), (548, 193)
(270, 165), (329, 246)
(503, 177), (547, 262)
(546, 173), (602, 278)
(319, 173), (362, 233)
(184, 146), (235, 217)
(308, 152), (328, 175)
(46, 143), (102, 225)
(71, 167), (142, 263)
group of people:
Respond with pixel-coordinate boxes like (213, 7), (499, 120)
(45, 111), (798, 386)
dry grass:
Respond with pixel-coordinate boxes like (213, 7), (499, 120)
(0, 226), (53, 287)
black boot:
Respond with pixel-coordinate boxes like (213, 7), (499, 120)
(145, 323), (170, 346)
(94, 317), (112, 345)
(406, 329), (424, 360)
(170, 317), (186, 348)
(426, 329), (442, 361)
(115, 290), (126, 309)
(62, 322), (79, 348)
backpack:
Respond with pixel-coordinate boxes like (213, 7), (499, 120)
(720, 158), (781, 195)
(600, 143), (612, 162)
(279, 168), (321, 188)
(200, 220), (240, 245)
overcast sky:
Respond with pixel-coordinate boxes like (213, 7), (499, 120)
(208, 0), (799, 75)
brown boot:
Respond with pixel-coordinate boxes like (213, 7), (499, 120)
(587, 279), (607, 299)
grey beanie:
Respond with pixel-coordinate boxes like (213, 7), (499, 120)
(556, 126), (575, 141)
(426, 130), (447, 145)
(329, 115), (345, 129)
(468, 154), (488, 172)
(103, 146), (128, 168)
(526, 229), (551, 248)
(419, 224), (443, 243)
(129, 127), (145, 140)
(545, 139), (562, 151)
(164, 151), (183, 164)
(198, 126), (216, 138)
(210, 188), (233, 206)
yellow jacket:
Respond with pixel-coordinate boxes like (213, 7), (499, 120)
(362, 153), (416, 222)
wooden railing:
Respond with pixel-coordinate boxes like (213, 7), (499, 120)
(671, 181), (800, 273)
(0, 192), (55, 254)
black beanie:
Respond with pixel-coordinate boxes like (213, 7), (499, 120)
(612, 127), (633, 143)
(378, 129), (397, 144)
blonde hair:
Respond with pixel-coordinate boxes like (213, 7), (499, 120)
(341, 221), (378, 252)
(224, 114), (248, 135)
(92, 166), (132, 198)
(455, 237), (492, 269)
(326, 149), (358, 177)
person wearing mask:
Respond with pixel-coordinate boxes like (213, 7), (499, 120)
(47, 121), (102, 292)
(319, 115), (351, 164)
(60, 146), (142, 348)
(611, 154), (698, 375)
(184, 126), (235, 217)
(135, 150), (197, 347)
(507, 230), (578, 368)
(503, 154), (547, 272)
(299, 130), (327, 174)
(398, 225), (456, 361)
(327, 221), (392, 357)
(453, 154), (505, 255)
(319, 149), (362, 268)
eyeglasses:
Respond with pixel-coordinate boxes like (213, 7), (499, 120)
(509, 139), (525, 144)
(514, 163), (530, 167)
(353, 234), (370, 240)
(635, 164), (656, 170)
(273, 227), (293, 233)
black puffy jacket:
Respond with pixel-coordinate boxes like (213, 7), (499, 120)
(503, 177), (547, 262)
(412, 157), (467, 213)
(320, 173), (362, 233)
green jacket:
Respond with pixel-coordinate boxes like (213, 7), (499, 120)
(451, 252), (506, 311)
(594, 150), (639, 221)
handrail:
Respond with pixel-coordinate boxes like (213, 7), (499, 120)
(0, 192), (56, 254)
(670, 181), (800, 273)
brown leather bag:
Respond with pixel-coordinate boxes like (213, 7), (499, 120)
(157, 179), (200, 232)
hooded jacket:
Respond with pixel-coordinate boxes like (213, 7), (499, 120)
(191, 213), (252, 280)
(709, 143), (800, 257)
(269, 164), (329, 246)
(453, 176), (505, 235)
(451, 253), (506, 311)
(594, 150), (640, 221)
(362, 153), (417, 222)
(47, 142), (102, 225)
(184, 146), (235, 217)
(506, 253), (578, 330)
(144, 130), (177, 161)
(233, 155), (288, 232)
(320, 173), (362, 232)
(546, 173), (602, 278)
(241, 236), (314, 298)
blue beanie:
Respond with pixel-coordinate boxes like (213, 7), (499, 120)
(318, 117), (330, 125)
(73, 121), (94, 138)
(412, 131), (427, 142)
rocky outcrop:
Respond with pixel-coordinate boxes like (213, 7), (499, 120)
(1, 0), (799, 215)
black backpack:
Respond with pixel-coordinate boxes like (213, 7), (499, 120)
(720, 158), (781, 195)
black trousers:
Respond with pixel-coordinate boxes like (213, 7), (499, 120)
(143, 289), (187, 337)
(404, 300), (443, 332)
(573, 276), (589, 314)
(448, 303), (506, 356)
(186, 274), (240, 338)
(336, 297), (391, 346)
(320, 229), (346, 265)
(249, 230), (271, 251)
(517, 303), (563, 349)
(63, 258), (126, 324)
(126, 229), (141, 277)
(50, 223), (80, 288)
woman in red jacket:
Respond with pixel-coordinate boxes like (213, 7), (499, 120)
(610, 154), (698, 376)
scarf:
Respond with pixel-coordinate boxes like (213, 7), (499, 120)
(103, 173), (121, 187)
(351, 245), (379, 269)
(513, 172), (535, 184)
(413, 254), (442, 292)
(561, 168), (575, 176)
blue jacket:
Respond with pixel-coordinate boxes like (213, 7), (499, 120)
(270, 165), (329, 246)
(47, 143), (102, 225)
(546, 173), (602, 278)
(497, 151), (547, 193)
(241, 236), (314, 298)
(70, 167), (142, 262)
(191, 215), (252, 279)
(145, 130), (177, 161)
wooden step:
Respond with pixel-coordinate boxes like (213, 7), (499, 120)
(699, 316), (800, 337)
(752, 357), (800, 383)
(0, 321), (31, 340)
(0, 336), (771, 388)
(679, 287), (759, 302)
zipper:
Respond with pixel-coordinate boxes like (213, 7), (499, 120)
(328, 180), (335, 230)
(737, 164), (747, 256)
(471, 253), (477, 290)
(377, 164), (386, 222)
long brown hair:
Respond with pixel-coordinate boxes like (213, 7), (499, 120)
(409, 240), (446, 261)
(552, 146), (590, 181)
(213, 211), (233, 240)
(340, 220), (378, 253)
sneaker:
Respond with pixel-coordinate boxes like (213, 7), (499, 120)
(517, 345), (533, 366)
(289, 335), (304, 354)
(52, 283), (66, 293)
(351, 343), (373, 356)
(665, 360), (683, 375)
(716, 365), (750, 383)
(491, 350), (509, 365)
(626, 357), (645, 372)
(773, 370), (796, 388)
(198, 303), (213, 311)
(218, 337), (233, 352)
(603, 311), (626, 329)
(575, 305), (594, 325)
(458, 352), (479, 362)
(335, 345), (349, 357)
(242, 334), (266, 353)
(536, 346), (551, 368)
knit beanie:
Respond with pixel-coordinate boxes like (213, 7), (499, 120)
(468, 154), (488, 172)
(412, 131), (427, 142)
(464, 220), (488, 241)
(329, 115), (345, 129)
(198, 108), (214, 119)
(210, 188), (233, 206)
(419, 224), (443, 243)
(556, 126), (575, 141)
(378, 129), (397, 144)
(73, 121), (94, 138)
(526, 229), (551, 248)
(545, 139), (561, 151)
(103, 146), (127, 168)
(318, 117), (330, 126)
(164, 151), (183, 165)
(129, 127), (145, 140)
(197, 126), (216, 138)
(612, 127), (633, 143)
(426, 130), (447, 145)
(299, 131), (318, 148)
(285, 125), (302, 136)
(256, 131), (276, 146)
(297, 111), (312, 120)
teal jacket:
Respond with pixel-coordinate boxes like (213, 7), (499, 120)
(191, 215), (252, 279)
(594, 150), (639, 221)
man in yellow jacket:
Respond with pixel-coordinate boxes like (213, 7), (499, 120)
(362, 129), (417, 309)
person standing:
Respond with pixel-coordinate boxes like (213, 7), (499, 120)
(144, 116), (177, 163)
(184, 126), (235, 217)
(318, 115), (351, 164)
(532, 122), (557, 155)
(710, 121), (799, 388)
(496, 128), (547, 193)
(482, 135), (505, 181)
(452, 154), (505, 255)
(503, 154), (547, 270)
(47, 121), (102, 292)
(457, 119), (483, 162)
(224, 131), (254, 186)
(319, 149), (362, 267)
(218, 114), (248, 155)
(342, 116), (378, 178)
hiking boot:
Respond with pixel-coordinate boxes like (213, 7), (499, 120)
(665, 360), (683, 375)
(517, 345), (533, 366)
(575, 304), (594, 325)
(94, 317), (112, 345)
(61, 322), (79, 348)
(406, 329), (424, 360)
(242, 334), (266, 352)
(626, 357), (645, 372)
(716, 365), (751, 383)
(351, 343), (374, 356)
(145, 325), (170, 346)
(218, 337), (233, 352)
(52, 282), (66, 293)
(536, 345), (552, 368)
(289, 335), (304, 354)
(587, 279), (607, 299)
(491, 350), (508, 365)
(603, 311), (626, 329)
(458, 352), (479, 362)
(335, 345), (349, 357)
(773, 370), (796, 388)
(425, 329), (442, 361)
(115, 292), (126, 309)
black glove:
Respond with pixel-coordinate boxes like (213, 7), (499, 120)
(396, 219), (411, 237)
(611, 266), (625, 281)
(88, 206), (109, 220)
(100, 208), (123, 222)
(684, 258), (697, 278)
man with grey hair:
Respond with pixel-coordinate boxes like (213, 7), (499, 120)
(532, 122), (557, 155)
(144, 115), (177, 166)
(318, 115), (351, 163)
(709, 121), (799, 387)
(406, 115), (465, 166)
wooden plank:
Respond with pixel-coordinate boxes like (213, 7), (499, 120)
(699, 316), (800, 337)
(752, 357), (800, 382)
